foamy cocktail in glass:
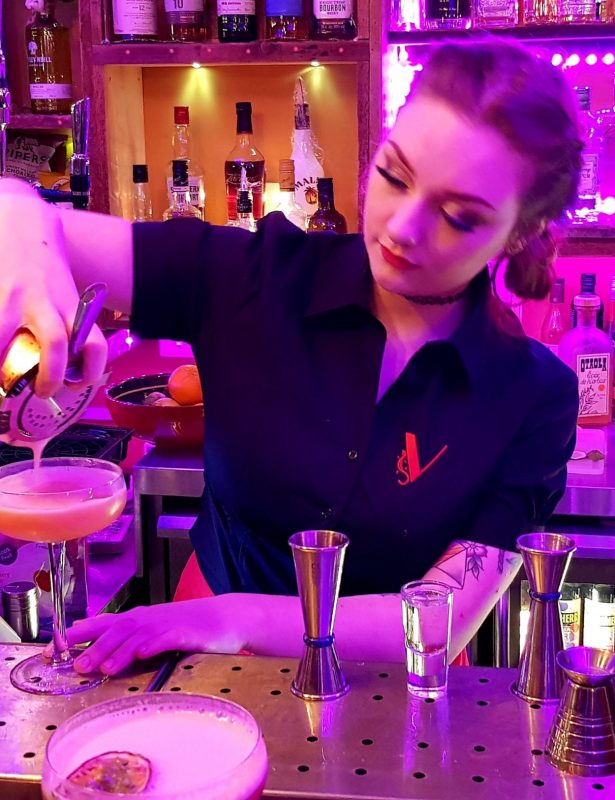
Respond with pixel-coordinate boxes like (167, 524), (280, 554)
(0, 457), (126, 694)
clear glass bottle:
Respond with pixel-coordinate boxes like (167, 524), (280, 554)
(273, 159), (308, 230)
(582, 584), (615, 651)
(25, 0), (73, 115)
(559, 292), (613, 427)
(224, 101), (266, 223)
(571, 273), (604, 330)
(265, 0), (308, 39)
(308, 177), (347, 234)
(422, 0), (472, 30)
(163, 160), (202, 221)
(166, 106), (205, 220)
(312, 0), (357, 40)
(131, 164), (153, 223)
(559, 584), (583, 649)
(540, 277), (567, 357)
(524, 0), (559, 23)
(164, 0), (206, 41)
(474, 0), (518, 26)
(217, 0), (257, 42)
(597, 79), (615, 222)
(571, 86), (602, 226)
(111, 0), (158, 41)
(291, 77), (324, 219)
(558, 0), (595, 22)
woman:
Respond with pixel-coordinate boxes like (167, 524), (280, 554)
(0, 39), (580, 675)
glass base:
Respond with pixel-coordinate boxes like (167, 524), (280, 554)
(10, 650), (108, 695)
(407, 681), (446, 699)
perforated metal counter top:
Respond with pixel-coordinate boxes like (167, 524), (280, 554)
(162, 653), (614, 800)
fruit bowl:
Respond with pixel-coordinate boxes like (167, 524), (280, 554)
(105, 373), (204, 450)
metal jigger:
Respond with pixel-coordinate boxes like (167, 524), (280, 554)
(513, 532), (576, 704)
(289, 530), (350, 701)
(546, 647), (615, 777)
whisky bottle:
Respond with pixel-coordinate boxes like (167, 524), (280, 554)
(132, 164), (153, 222)
(474, 0), (518, 26)
(571, 87), (601, 225)
(558, 0), (595, 22)
(273, 159), (308, 230)
(265, 0), (308, 39)
(308, 177), (347, 233)
(224, 101), (266, 222)
(111, 0), (158, 42)
(25, 0), (73, 115)
(166, 106), (205, 219)
(291, 77), (324, 218)
(163, 160), (203, 221)
(164, 0), (206, 42)
(217, 0), (257, 42)
(524, 0), (559, 24)
(422, 0), (472, 30)
(312, 0), (357, 40)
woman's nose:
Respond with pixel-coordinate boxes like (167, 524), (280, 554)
(385, 196), (425, 250)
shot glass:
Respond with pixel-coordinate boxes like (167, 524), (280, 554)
(401, 580), (453, 698)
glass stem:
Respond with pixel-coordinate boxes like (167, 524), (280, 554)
(48, 541), (72, 665)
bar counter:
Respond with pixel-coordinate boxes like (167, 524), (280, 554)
(1, 643), (613, 799)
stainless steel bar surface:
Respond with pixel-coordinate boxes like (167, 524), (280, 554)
(160, 653), (615, 799)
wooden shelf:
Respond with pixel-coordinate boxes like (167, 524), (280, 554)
(8, 112), (72, 131)
(388, 23), (615, 46)
(560, 226), (615, 257)
(91, 39), (370, 67)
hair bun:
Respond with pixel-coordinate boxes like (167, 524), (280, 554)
(504, 228), (557, 300)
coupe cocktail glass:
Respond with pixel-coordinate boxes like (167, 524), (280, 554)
(0, 457), (127, 695)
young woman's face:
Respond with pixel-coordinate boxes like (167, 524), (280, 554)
(364, 95), (533, 299)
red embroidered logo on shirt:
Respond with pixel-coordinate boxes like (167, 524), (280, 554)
(396, 432), (448, 486)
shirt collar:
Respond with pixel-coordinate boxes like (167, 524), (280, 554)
(304, 234), (373, 318)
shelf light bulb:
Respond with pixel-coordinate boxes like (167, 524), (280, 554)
(565, 54), (580, 68)
(585, 54), (598, 66)
(602, 53), (615, 66)
(551, 53), (564, 67)
(310, 60), (321, 68)
(192, 62), (202, 69)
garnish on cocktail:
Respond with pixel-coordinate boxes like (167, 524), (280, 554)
(67, 751), (151, 794)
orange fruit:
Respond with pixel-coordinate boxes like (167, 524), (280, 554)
(168, 364), (203, 406)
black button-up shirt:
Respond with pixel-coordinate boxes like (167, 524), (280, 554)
(132, 214), (578, 596)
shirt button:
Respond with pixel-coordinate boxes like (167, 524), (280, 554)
(321, 508), (333, 520)
(347, 450), (358, 461)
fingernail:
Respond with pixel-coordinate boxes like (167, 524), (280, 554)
(101, 660), (115, 675)
(75, 656), (90, 672)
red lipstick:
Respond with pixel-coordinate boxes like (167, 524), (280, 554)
(379, 243), (418, 271)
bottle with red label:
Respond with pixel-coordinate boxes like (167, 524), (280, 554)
(224, 102), (266, 223)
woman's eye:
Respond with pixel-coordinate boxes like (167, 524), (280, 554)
(442, 209), (477, 233)
(375, 165), (408, 190)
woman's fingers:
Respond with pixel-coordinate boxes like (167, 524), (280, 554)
(78, 325), (109, 386)
(72, 617), (142, 674)
(26, 311), (71, 397)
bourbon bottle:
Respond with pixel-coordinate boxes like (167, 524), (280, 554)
(307, 177), (347, 233)
(25, 0), (73, 115)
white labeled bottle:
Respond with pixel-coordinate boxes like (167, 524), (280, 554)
(559, 292), (613, 427)
(25, 0), (73, 115)
(111, 0), (158, 41)
(131, 164), (153, 222)
(166, 106), (205, 219)
(272, 159), (307, 230)
(583, 584), (615, 651)
(571, 86), (601, 225)
(291, 77), (324, 218)
(163, 160), (202, 221)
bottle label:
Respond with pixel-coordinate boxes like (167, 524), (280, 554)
(266, 0), (303, 14)
(112, 0), (158, 35)
(29, 83), (72, 100)
(164, 0), (204, 22)
(559, 597), (582, 648)
(166, 177), (204, 212)
(583, 597), (615, 650)
(217, 0), (256, 14)
(313, 0), (353, 19)
(579, 153), (599, 197)
(577, 353), (611, 418)
(478, 0), (514, 15)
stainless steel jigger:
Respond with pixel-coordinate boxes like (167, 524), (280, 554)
(546, 646), (615, 777)
(289, 529), (350, 701)
(513, 532), (576, 704)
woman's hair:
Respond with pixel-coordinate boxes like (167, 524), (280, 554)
(411, 39), (584, 300)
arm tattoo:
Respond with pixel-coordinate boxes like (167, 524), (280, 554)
(432, 540), (497, 589)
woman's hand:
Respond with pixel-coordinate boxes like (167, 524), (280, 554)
(53, 597), (251, 676)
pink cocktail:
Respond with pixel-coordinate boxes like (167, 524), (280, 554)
(42, 693), (268, 800)
(0, 457), (127, 694)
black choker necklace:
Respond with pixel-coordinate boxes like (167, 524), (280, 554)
(404, 285), (470, 306)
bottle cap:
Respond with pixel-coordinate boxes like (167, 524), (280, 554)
(550, 278), (565, 304)
(573, 292), (601, 310)
(279, 159), (296, 191)
(580, 273), (597, 293)
(172, 159), (189, 187)
(132, 164), (149, 184)
(236, 102), (253, 135)
(174, 106), (190, 125)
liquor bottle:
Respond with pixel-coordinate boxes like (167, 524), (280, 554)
(25, 0), (73, 115)
(308, 177), (347, 233)
(166, 106), (205, 219)
(217, 0), (257, 42)
(132, 164), (153, 223)
(540, 278), (567, 357)
(558, 0), (595, 22)
(163, 160), (203, 221)
(559, 292), (613, 427)
(225, 102), (266, 222)
(291, 77), (324, 218)
(597, 80), (615, 221)
(312, 0), (357, 40)
(571, 86), (601, 225)
(422, 0), (472, 30)
(273, 159), (308, 230)
(111, 0), (158, 41)
(571, 273), (604, 329)
(265, 0), (308, 39)
(600, 0), (615, 19)
(559, 584), (582, 649)
(164, 0), (206, 41)
(582, 584), (615, 651)
(474, 0), (518, 26)
(524, 0), (559, 23)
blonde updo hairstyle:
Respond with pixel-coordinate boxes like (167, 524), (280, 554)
(411, 39), (584, 301)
